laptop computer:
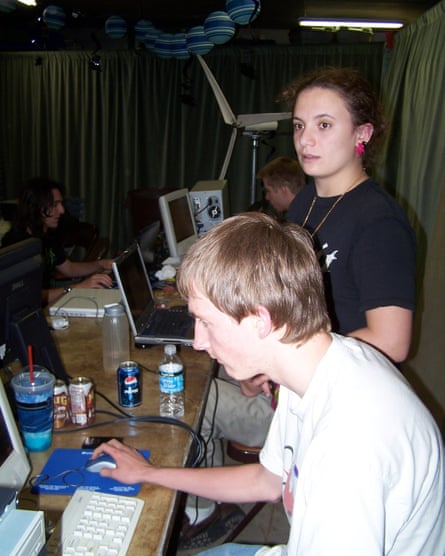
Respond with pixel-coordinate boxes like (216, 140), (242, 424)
(112, 242), (194, 346)
(49, 288), (122, 318)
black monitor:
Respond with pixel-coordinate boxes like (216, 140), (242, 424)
(0, 238), (69, 381)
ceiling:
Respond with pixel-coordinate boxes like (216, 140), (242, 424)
(1, 0), (440, 48)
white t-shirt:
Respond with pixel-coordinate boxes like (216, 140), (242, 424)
(259, 334), (445, 556)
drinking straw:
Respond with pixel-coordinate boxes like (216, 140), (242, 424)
(27, 344), (35, 385)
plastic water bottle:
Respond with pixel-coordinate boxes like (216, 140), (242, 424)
(102, 303), (130, 373)
(159, 344), (184, 417)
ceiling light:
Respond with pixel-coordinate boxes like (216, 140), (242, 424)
(298, 18), (404, 30)
(17, 0), (37, 5)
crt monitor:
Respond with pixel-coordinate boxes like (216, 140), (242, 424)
(158, 188), (198, 259)
(0, 376), (31, 490)
(0, 238), (69, 381)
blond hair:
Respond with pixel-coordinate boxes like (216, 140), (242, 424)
(178, 212), (330, 344)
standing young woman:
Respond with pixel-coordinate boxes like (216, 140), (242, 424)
(284, 68), (416, 363)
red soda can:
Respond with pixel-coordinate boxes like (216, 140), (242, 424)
(69, 377), (95, 426)
(53, 379), (69, 429)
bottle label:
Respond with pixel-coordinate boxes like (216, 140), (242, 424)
(159, 363), (184, 394)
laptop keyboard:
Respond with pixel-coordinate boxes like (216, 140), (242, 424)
(146, 307), (191, 335)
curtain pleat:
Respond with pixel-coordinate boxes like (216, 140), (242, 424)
(0, 44), (383, 252)
(376, 0), (445, 421)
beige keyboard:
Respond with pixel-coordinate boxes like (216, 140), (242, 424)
(45, 488), (144, 556)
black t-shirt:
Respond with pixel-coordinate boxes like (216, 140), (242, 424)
(1, 228), (67, 289)
(286, 179), (416, 334)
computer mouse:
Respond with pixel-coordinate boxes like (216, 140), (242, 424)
(50, 316), (69, 330)
(84, 453), (117, 473)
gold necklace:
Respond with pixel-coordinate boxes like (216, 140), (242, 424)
(301, 180), (364, 238)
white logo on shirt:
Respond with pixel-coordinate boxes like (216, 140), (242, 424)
(317, 242), (338, 271)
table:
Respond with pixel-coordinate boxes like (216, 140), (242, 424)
(20, 316), (215, 555)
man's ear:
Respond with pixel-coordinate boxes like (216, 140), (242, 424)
(254, 305), (273, 339)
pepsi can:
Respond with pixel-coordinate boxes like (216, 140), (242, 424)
(117, 361), (142, 408)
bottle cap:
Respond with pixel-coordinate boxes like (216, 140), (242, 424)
(164, 344), (177, 356)
(104, 303), (125, 316)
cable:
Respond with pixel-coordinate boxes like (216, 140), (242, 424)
(54, 413), (205, 468)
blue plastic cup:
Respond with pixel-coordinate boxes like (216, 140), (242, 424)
(11, 366), (55, 452)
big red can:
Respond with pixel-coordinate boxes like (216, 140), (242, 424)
(53, 379), (69, 429)
(69, 377), (95, 425)
(117, 361), (142, 408)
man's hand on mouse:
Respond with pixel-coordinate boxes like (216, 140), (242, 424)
(91, 439), (151, 483)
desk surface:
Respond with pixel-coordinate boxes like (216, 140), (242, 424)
(22, 316), (214, 556)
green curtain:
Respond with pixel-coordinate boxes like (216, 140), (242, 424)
(377, 0), (445, 426)
(0, 43), (383, 252)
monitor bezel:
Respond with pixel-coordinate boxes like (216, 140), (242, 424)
(0, 377), (31, 491)
(158, 188), (198, 259)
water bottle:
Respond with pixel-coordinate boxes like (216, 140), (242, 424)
(159, 344), (184, 418)
(102, 303), (130, 373)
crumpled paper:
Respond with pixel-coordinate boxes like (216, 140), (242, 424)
(155, 265), (176, 280)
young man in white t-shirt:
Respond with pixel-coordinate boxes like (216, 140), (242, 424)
(92, 213), (445, 556)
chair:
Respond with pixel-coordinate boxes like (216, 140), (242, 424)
(224, 440), (266, 542)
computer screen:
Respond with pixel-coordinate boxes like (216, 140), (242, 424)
(0, 238), (68, 381)
(158, 188), (198, 259)
(0, 376), (31, 490)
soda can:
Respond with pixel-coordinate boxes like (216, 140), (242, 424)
(69, 376), (95, 426)
(117, 361), (142, 408)
(53, 379), (69, 429)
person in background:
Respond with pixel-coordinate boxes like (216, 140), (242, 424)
(257, 155), (305, 216)
(284, 67), (416, 364)
(1, 177), (113, 305)
(93, 212), (445, 556)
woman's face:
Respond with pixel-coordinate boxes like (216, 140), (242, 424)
(41, 188), (65, 230)
(292, 87), (362, 181)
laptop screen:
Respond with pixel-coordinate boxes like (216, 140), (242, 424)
(113, 244), (154, 331)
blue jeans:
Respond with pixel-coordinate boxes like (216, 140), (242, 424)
(197, 543), (264, 556)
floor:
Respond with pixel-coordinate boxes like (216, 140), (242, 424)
(176, 500), (289, 556)
(176, 445), (289, 555)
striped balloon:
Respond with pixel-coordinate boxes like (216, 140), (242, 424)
(226, 0), (261, 25)
(134, 19), (153, 43)
(42, 5), (66, 30)
(105, 16), (127, 39)
(204, 11), (236, 45)
(186, 26), (214, 55)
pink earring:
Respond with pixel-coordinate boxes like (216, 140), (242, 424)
(355, 141), (366, 156)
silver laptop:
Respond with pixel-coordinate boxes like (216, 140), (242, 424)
(49, 288), (122, 318)
(112, 242), (194, 346)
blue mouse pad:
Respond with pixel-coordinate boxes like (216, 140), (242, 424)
(32, 448), (150, 496)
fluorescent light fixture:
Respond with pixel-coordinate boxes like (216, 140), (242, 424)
(17, 0), (37, 5)
(298, 18), (404, 30)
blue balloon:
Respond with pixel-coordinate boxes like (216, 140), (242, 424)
(105, 16), (127, 39)
(134, 19), (153, 43)
(226, 0), (261, 25)
(42, 5), (66, 30)
(144, 27), (160, 51)
(186, 26), (214, 55)
(204, 11), (236, 45)
(171, 33), (191, 60)
(154, 33), (174, 59)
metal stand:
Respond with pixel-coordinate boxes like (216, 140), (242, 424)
(243, 131), (264, 207)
